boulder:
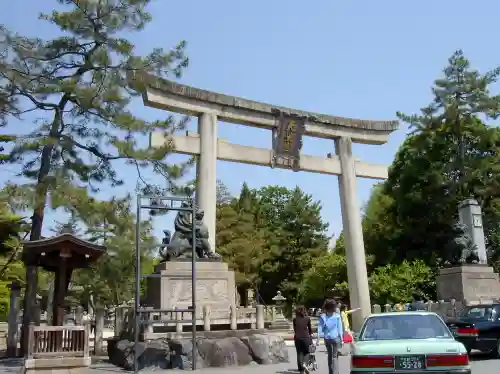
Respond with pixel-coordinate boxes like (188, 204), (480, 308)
(167, 338), (204, 370)
(197, 337), (253, 367)
(267, 334), (289, 363)
(135, 340), (171, 370)
(109, 339), (134, 370)
(108, 333), (288, 370)
(108, 339), (170, 370)
(242, 334), (289, 364)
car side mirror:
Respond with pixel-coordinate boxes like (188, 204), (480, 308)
(353, 332), (359, 341)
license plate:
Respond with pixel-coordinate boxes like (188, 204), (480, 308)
(395, 355), (426, 370)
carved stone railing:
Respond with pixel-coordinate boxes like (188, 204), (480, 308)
(133, 304), (271, 339)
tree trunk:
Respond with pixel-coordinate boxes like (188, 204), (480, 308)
(20, 142), (54, 355)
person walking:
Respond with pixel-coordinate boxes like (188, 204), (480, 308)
(340, 305), (361, 337)
(317, 299), (343, 374)
(293, 305), (313, 374)
(339, 305), (361, 355)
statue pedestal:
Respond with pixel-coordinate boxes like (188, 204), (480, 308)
(437, 265), (500, 303)
(145, 261), (237, 321)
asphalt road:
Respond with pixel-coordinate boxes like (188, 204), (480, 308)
(0, 348), (496, 373)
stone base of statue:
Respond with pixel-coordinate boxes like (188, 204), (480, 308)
(145, 260), (237, 322)
(437, 265), (500, 303)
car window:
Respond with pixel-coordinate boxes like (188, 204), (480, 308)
(460, 306), (493, 319)
(494, 306), (500, 320)
(359, 314), (452, 341)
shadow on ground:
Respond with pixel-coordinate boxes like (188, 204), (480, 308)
(0, 359), (23, 374)
(470, 351), (496, 362)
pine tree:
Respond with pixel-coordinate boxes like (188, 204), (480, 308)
(216, 180), (232, 206)
(397, 50), (500, 191)
(51, 211), (80, 235)
(0, 0), (189, 350)
(70, 197), (156, 308)
(385, 51), (500, 267)
(216, 184), (268, 292)
(0, 202), (25, 320)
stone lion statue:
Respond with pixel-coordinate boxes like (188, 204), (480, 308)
(443, 222), (479, 266)
(159, 201), (221, 261)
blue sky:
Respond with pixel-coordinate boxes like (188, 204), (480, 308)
(1, 0), (500, 240)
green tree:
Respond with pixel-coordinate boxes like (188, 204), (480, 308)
(216, 179), (232, 206)
(255, 185), (329, 303)
(0, 201), (24, 255)
(345, 51), (500, 269)
(333, 233), (345, 255)
(69, 196), (156, 308)
(397, 50), (500, 193)
(368, 260), (436, 305)
(0, 202), (25, 320)
(1, 0), (189, 241)
(383, 120), (500, 265)
(0, 135), (15, 164)
(298, 252), (347, 306)
(216, 184), (268, 293)
(334, 184), (397, 268)
(386, 51), (500, 266)
(0, 0), (189, 340)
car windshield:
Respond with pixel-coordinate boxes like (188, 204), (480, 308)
(459, 306), (493, 319)
(359, 314), (452, 341)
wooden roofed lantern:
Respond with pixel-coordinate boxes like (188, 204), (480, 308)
(22, 229), (106, 326)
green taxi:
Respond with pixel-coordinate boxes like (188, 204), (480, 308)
(351, 311), (470, 373)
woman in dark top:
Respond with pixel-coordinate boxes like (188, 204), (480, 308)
(293, 305), (312, 373)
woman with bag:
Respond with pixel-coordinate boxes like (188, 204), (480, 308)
(340, 304), (361, 344)
(317, 299), (343, 374)
(293, 305), (313, 374)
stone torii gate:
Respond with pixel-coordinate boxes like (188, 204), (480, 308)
(131, 73), (398, 329)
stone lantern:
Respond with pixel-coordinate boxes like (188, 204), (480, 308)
(272, 291), (286, 314)
(269, 291), (290, 330)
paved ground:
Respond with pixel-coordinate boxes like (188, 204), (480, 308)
(0, 348), (496, 373)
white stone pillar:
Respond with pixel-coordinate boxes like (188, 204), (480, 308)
(196, 112), (218, 252)
(335, 137), (371, 331)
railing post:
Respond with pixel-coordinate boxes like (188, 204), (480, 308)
(94, 308), (105, 356)
(426, 301), (433, 312)
(450, 299), (456, 318)
(114, 305), (126, 338)
(7, 281), (21, 357)
(256, 305), (264, 329)
(175, 308), (183, 334)
(33, 302), (41, 325)
(230, 305), (237, 330)
(203, 305), (211, 331)
(250, 308), (256, 329)
(145, 310), (154, 338)
(75, 306), (84, 325)
(26, 323), (35, 359)
(84, 324), (90, 357)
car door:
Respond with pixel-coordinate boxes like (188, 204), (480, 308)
(490, 305), (500, 339)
